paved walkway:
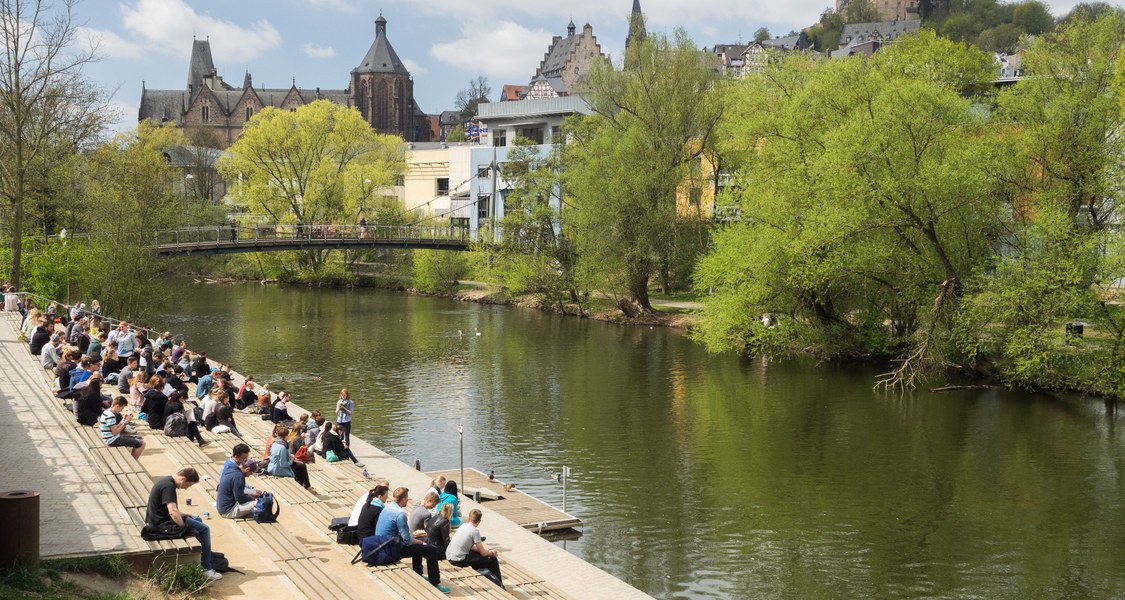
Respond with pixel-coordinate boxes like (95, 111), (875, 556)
(0, 306), (653, 598)
(0, 313), (148, 558)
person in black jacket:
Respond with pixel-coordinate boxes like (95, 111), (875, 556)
(426, 503), (454, 559)
(76, 375), (110, 426)
(357, 484), (390, 539)
(140, 375), (169, 430)
(29, 318), (52, 356)
(163, 393), (207, 446)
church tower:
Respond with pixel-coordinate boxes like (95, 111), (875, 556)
(627, 0), (646, 48)
(350, 14), (415, 139)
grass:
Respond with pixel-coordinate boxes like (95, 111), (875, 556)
(0, 557), (138, 600)
(147, 561), (208, 594)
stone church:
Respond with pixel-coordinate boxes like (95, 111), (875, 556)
(138, 15), (431, 147)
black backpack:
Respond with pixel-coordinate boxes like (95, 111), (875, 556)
(252, 492), (280, 523)
(210, 551), (244, 574)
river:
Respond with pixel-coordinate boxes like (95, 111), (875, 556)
(159, 283), (1125, 599)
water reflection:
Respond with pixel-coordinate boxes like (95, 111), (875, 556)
(162, 283), (1125, 599)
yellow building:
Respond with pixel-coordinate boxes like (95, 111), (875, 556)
(402, 142), (476, 226)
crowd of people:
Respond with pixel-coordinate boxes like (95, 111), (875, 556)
(9, 294), (506, 593)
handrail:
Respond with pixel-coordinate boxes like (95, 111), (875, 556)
(7, 291), (165, 340)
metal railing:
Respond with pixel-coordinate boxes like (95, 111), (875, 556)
(153, 223), (472, 248)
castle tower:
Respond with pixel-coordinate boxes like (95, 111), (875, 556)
(350, 14), (415, 139)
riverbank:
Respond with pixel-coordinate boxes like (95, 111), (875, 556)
(0, 302), (653, 599)
(187, 271), (703, 331)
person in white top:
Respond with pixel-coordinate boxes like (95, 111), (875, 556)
(445, 509), (503, 588)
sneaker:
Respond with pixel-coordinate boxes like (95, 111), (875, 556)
(436, 584), (451, 594)
(202, 569), (223, 581)
(354, 461), (365, 467)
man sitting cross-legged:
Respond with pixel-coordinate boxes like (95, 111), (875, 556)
(217, 443), (263, 519)
(99, 396), (145, 459)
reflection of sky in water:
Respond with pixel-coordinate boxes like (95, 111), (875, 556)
(162, 283), (1125, 600)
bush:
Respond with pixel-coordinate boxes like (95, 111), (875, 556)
(413, 249), (468, 295)
(147, 561), (206, 594)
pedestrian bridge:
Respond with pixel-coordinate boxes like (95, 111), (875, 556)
(151, 224), (472, 256)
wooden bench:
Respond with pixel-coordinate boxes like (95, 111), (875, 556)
(106, 472), (156, 509)
(123, 507), (203, 555)
(235, 520), (359, 599)
(500, 560), (576, 599)
(368, 563), (448, 598)
(442, 564), (512, 599)
(88, 445), (146, 474)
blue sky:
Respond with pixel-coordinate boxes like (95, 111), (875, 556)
(77, 0), (1087, 133)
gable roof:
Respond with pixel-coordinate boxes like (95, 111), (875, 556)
(139, 89), (188, 124)
(840, 20), (921, 46)
(353, 15), (410, 75)
(537, 33), (581, 79)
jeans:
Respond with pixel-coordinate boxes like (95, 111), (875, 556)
(186, 421), (205, 445)
(339, 420), (351, 446)
(400, 542), (441, 586)
(182, 515), (212, 571)
(451, 551), (503, 587)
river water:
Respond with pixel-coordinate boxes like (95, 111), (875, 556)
(160, 283), (1125, 599)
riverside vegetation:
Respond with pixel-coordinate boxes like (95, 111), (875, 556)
(3, 2), (1125, 396)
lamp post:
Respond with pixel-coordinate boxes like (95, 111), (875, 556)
(58, 229), (69, 304)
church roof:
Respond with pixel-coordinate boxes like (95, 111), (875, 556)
(353, 15), (410, 75)
(537, 28), (584, 79)
(139, 89), (188, 124)
(840, 20), (921, 45)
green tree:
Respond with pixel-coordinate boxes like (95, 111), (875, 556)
(754, 27), (771, 43)
(960, 14), (1125, 394)
(695, 35), (1007, 388)
(808, 10), (845, 52)
(0, 0), (108, 290)
(1013, 1), (1055, 35)
(413, 249), (467, 295)
(78, 122), (189, 318)
(218, 100), (405, 270)
(563, 30), (724, 314)
(488, 138), (579, 310)
(845, 0), (881, 24)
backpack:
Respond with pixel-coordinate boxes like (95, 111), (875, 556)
(163, 412), (187, 437)
(252, 491), (280, 523)
(210, 551), (244, 574)
(351, 535), (401, 566)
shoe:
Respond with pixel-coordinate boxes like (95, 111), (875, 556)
(354, 461), (365, 467)
(198, 440), (211, 447)
(436, 584), (451, 594)
(202, 569), (223, 581)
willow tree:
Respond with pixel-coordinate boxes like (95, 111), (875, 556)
(0, 0), (108, 290)
(956, 14), (1125, 395)
(563, 29), (724, 314)
(218, 100), (404, 270)
(695, 32), (1007, 387)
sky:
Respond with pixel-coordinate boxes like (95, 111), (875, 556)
(73, 0), (1091, 133)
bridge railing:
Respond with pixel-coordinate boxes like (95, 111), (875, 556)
(153, 223), (472, 247)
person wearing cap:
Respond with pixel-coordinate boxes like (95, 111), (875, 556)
(40, 333), (62, 370)
(217, 444), (262, 519)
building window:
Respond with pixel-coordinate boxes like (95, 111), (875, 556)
(494, 129), (506, 147)
(478, 195), (490, 219)
(516, 126), (544, 144)
(451, 217), (469, 229)
(689, 187), (702, 207)
(436, 178), (449, 196)
(477, 165), (490, 179)
(201, 105), (210, 122)
(245, 106), (253, 120)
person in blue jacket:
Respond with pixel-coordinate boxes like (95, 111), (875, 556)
(375, 487), (449, 594)
(267, 426), (316, 493)
(217, 444), (262, 518)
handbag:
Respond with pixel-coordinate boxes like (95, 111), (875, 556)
(140, 521), (186, 541)
(325, 450), (340, 463)
(351, 535), (401, 566)
(336, 526), (360, 545)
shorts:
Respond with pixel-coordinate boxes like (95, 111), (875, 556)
(109, 435), (143, 448)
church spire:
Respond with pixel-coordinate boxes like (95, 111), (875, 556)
(627, 0), (645, 48)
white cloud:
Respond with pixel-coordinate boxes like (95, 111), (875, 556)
(302, 42), (336, 58)
(120, 0), (281, 63)
(430, 21), (552, 81)
(402, 58), (427, 75)
(307, 0), (359, 13)
(79, 27), (144, 60)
